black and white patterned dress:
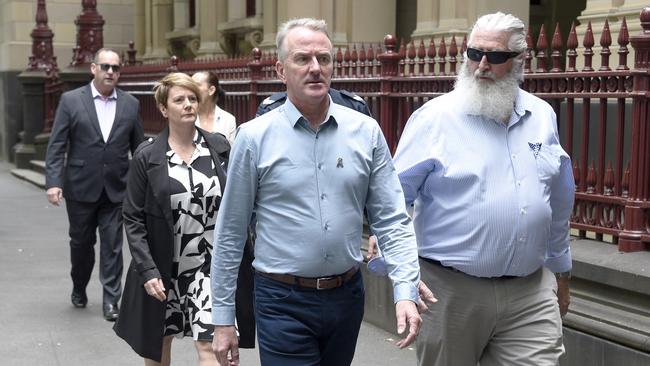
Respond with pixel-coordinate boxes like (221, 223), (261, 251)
(164, 132), (221, 341)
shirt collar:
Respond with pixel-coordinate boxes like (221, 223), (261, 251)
(512, 88), (528, 117)
(282, 94), (337, 128)
(90, 81), (117, 100)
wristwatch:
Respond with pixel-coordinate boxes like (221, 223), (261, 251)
(554, 271), (572, 279)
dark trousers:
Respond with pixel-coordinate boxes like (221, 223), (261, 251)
(65, 190), (123, 305)
(254, 271), (365, 366)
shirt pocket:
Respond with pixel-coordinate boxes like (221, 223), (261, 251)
(534, 145), (562, 186)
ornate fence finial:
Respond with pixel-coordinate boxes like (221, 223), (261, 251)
(582, 21), (595, 72)
(566, 22), (578, 72)
(427, 38), (436, 76)
(617, 17), (630, 70)
(351, 44), (358, 78)
(343, 47), (351, 77)
(167, 55), (179, 72)
(336, 47), (343, 77)
(378, 34), (400, 77)
(641, 7), (650, 33)
(358, 44), (367, 77)
(550, 23), (563, 72)
(438, 37), (447, 76)
(535, 24), (548, 73)
(252, 47), (262, 62)
(126, 41), (137, 66)
(27, 0), (58, 73)
(398, 38), (406, 77)
(70, 0), (105, 67)
(599, 19), (612, 71)
(449, 36), (458, 75)
(417, 39), (426, 76)
(407, 40), (416, 76)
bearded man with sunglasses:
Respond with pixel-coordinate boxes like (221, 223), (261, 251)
(45, 48), (144, 321)
(391, 12), (574, 366)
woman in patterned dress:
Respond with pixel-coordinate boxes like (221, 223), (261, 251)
(114, 73), (254, 365)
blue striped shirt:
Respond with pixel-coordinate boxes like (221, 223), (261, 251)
(393, 88), (574, 278)
(211, 97), (420, 325)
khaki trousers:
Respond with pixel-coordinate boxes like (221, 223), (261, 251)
(416, 258), (564, 366)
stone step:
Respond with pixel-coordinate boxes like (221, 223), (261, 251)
(10, 168), (45, 189)
(30, 159), (46, 175)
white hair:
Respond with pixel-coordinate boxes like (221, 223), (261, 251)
(276, 18), (330, 62)
(470, 12), (527, 53)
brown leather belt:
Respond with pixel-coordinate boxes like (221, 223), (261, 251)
(256, 266), (359, 290)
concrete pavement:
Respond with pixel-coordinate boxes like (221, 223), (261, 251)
(0, 161), (416, 365)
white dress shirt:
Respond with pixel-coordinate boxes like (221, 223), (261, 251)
(90, 81), (117, 143)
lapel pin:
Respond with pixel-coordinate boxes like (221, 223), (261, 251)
(528, 142), (542, 158)
(337, 157), (344, 168)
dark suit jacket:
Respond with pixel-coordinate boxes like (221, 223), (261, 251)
(114, 128), (255, 362)
(45, 83), (144, 203)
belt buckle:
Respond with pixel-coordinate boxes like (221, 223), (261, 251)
(316, 276), (334, 290)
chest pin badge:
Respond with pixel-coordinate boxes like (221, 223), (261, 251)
(337, 157), (344, 168)
(528, 142), (542, 158)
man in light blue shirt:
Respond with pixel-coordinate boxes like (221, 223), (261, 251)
(392, 12), (574, 366)
(211, 18), (428, 366)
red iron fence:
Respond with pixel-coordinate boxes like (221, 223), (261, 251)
(111, 10), (650, 252)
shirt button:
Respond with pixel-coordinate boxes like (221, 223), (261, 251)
(321, 194), (325, 200)
(519, 236), (525, 242)
(512, 154), (516, 159)
(520, 208), (526, 215)
(318, 163), (323, 170)
(324, 224), (329, 230)
(516, 180), (521, 186)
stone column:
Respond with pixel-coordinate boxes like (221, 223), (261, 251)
(133, 0), (146, 61)
(411, 0), (439, 39)
(196, 0), (227, 58)
(142, 0), (173, 62)
(348, 0), (395, 43)
(330, 0), (348, 46)
(173, 0), (190, 30)
(259, 0), (278, 50)
(411, 0), (528, 42)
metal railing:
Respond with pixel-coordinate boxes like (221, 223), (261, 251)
(110, 9), (650, 252)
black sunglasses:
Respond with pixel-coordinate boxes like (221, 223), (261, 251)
(99, 63), (121, 72)
(466, 48), (520, 64)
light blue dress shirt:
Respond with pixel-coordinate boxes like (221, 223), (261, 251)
(211, 97), (420, 325)
(393, 88), (574, 278)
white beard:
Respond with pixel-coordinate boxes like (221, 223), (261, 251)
(454, 61), (521, 123)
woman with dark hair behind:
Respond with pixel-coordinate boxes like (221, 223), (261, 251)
(114, 72), (254, 366)
(192, 71), (237, 146)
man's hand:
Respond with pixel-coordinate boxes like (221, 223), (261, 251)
(395, 300), (421, 348)
(46, 187), (63, 206)
(416, 281), (437, 313)
(557, 277), (570, 317)
(213, 325), (239, 366)
(366, 235), (378, 260)
(143, 278), (166, 302)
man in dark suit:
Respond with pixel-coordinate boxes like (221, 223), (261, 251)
(45, 48), (144, 321)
